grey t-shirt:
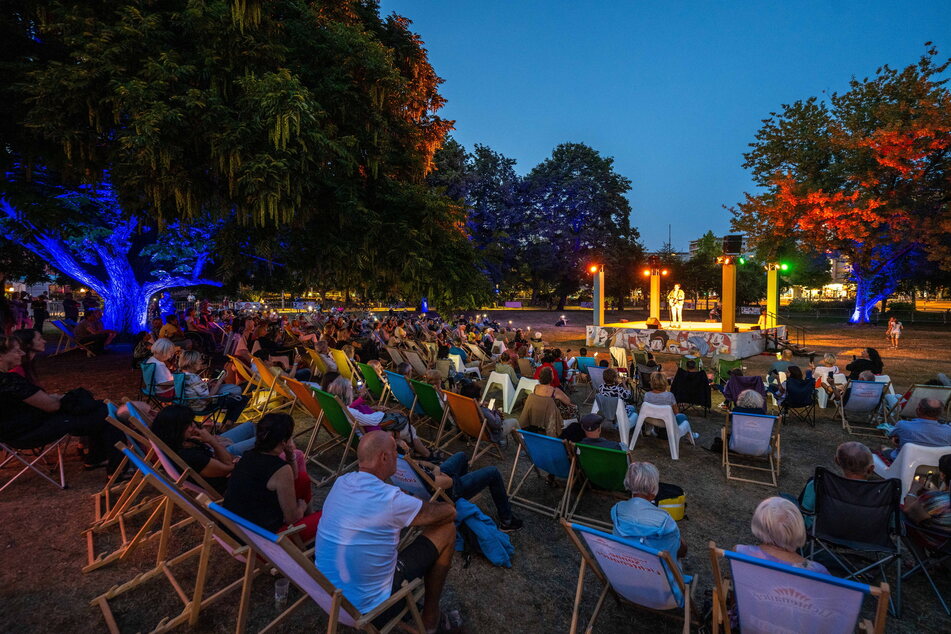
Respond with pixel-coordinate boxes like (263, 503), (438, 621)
(643, 391), (677, 408)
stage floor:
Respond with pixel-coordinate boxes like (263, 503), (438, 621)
(587, 322), (787, 359)
(601, 320), (763, 332)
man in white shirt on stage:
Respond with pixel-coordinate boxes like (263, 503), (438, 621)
(667, 283), (685, 327)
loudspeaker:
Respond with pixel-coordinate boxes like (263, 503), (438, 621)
(647, 324), (660, 330)
(722, 234), (744, 255)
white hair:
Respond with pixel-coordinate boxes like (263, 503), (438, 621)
(736, 389), (765, 410)
(327, 376), (354, 405)
(624, 461), (660, 498)
(751, 497), (807, 552)
(150, 338), (177, 361)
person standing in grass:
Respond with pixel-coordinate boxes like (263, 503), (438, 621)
(886, 317), (903, 349)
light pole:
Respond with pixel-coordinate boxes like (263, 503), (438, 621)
(642, 255), (668, 322)
(717, 255), (737, 333)
(764, 263), (788, 329)
(589, 264), (604, 326)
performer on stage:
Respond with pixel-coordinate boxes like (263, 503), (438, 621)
(667, 283), (685, 327)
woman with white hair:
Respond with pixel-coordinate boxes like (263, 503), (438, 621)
(611, 461), (686, 559)
(737, 497), (828, 573)
(144, 337), (179, 399)
(732, 389), (766, 415)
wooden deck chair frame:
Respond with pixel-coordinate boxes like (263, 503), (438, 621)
(228, 354), (270, 421)
(305, 348), (330, 377)
(203, 497), (426, 634)
(506, 430), (576, 517)
(385, 346), (405, 368)
(838, 379), (888, 436)
(565, 443), (632, 531)
(330, 348), (360, 383)
(722, 412), (782, 487)
(402, 349), (431, 378)
(92, 445), (254, 634)
(888, 383), (951, 422)
(250, 357), (298, 416)
(391, 454), (455, 549)
(357, 361), (391, 404)
(440, 390), (503, 466)
(709, 541), (889, 634)
(50, 319), (97, 357)
(409, 378), (450, 436)
(562, 520), (696, 634)
(382, 370), (425, 422)
(465, 343), (493, 372)
(91, 406), (157, 525)
(304, 389), (364, 486)
(0, 435), (70, 494)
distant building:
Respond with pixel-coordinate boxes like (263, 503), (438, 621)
(688, 234), (749, 256)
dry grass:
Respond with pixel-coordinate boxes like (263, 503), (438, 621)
(2, 312), (949, 633)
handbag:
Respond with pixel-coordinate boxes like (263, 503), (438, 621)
(59, 387), (102, 416)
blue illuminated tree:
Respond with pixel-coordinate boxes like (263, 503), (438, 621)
(0, 179), (220, 333)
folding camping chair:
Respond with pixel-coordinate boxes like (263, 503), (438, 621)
(481, 370), (516, 414)
(591, 393), (633, 445)
(50, 319), (97, 357)
(709, 541), (889, 634)
(780, 376), (817, 427)
(670, 367), (710, 417)
(872, 442), (950, 497)
(139, 362), (183, 407)
(511, 377), (539, 411)
(808, 467), (903, 616)
(440, 390), (503, 465)
(565, 443), (631, 531)
(901, 520), (951, 616)
(204, 498), (426, 634)
(634, 363), (662, 401)
(630, 402), (696, 460)
(92, 446), (252, 634)
(839, 380), (888, 435)
(584, 366), (608, 404)
(507, 430), (576, 517)
(722, 412), (782, 487)
(563, 520), (696, 634)
(383, 370), (425, 419)
(713, 358), (743, 385)
(304, 389), (363, 486)
(721, 373), (765, 407)
(357, 362), (390, 404)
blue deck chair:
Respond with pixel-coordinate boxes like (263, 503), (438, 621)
(562, 520), (696, 634)
(204, 499), (426, 634)
(838, 380), (887, 436)
(384, 370), (424, 417)
(575, 356), (596, 375)
(709, 542), (890, 634)
(506, 430), (576, 517)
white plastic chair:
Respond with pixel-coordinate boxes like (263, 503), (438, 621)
(630, 402), (695, 460)
(873, 443), (951, 498)
(448, 353), (482, 379)
(592, 394), (633, 446)
(817, 373), (848, 409)
(512, 377), (539, 410)
(875, 374), (896, 395)
(482, 371), (516, 413)
(491, 339), (507, 357)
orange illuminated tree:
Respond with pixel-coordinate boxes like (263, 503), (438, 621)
(732, 47), (951, 322)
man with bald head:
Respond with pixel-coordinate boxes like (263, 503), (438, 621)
(886, 398), (951, 461)
(798, 441), (875, 528)
(316, 431), (457, 632)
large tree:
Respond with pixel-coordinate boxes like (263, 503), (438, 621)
(732, 48), (951, 322)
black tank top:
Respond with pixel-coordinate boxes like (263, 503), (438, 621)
(223, 451), (289, 532)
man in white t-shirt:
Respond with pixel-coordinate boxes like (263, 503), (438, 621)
(316, 431), (457, 631)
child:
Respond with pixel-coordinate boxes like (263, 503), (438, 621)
(886, 317), (903, 349)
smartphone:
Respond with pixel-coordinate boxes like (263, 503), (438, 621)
(356, 380), (365, 389)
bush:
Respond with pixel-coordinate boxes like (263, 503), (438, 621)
(886, 301), (914, 311)
(786, 299), (814, 312)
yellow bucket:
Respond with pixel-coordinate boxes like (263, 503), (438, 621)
(658, 494), (686, 521)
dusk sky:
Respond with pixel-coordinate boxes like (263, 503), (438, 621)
(380, 1), (951, 250)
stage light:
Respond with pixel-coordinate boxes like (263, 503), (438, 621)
(589, 265), (599, 274)
(642, 269), (650, 276)
(780, 263), (789, 271)
(661, 269), (668, 276)
(738, 257), (746, 265)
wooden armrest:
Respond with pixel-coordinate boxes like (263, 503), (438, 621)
(357, 577), (425, 623)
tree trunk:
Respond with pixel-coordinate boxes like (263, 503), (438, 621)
(557, 293), (567, 311)
(101, 281), (149, 333)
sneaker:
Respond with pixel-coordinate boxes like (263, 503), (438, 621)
(499, 516), (524, 532)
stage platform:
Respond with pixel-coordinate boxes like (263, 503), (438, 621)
(586, 321), (787, 359)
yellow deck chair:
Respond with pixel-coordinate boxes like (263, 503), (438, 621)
(330, 348), (358, 382)
(306, 348), (330, 376)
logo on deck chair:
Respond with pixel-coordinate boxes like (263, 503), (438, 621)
(750, 586), (836, 618)
(591, 540), (663, 576)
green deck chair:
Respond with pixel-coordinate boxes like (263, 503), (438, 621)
(357, 362), (389, 403)
(308, 389), (361, 485)
(565, 443), (632, 531)
(714, 358), (743, 385)
(409, 378), (449, 434)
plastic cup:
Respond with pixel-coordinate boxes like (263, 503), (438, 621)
(274, 577), (290, 610)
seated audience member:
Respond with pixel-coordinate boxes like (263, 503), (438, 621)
(533, 366), (578, 422)
(459, 382), (518, 443)
(494, 351), (519, 387)
(158, 313), (191, 349)
(0, 334), (125, 471)
(73, 310), (111, 353)
(611, 461), (686, 559)
(845, 347), (884, 380)
(631, 372), (693, 434)
(407, 441), (523, 531)
(597, 368), (637, 419)
(150, 405), (252, 493)
(178, 350), (248, 427)
(316, 431), (458, 633)
(314, 339), (338, 373)
(11, 328), (45, 385)
(798, 441), (874, 528)
(903, 453), (951, 549)
(222, 413), (320, 541)
(736, 497), (828, 573)
(533, 353), (562, 388)
(770, 349), (795, 374)
(62, 292), (80, 323)
(884, 398), (951, 461)
(811, 353), (840, 386)
(143, 337), (179, 399)
(777, 365), (813, 406)
(576, 413), (624, 450)
(732, 389), (767, 415)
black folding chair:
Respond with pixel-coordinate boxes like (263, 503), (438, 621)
(634, 363), (661, 402)
(902, 517), (951, 616)
(809, 467), (903, 616)
(780, 377), (817, 427)
(670, 367), (710, 417)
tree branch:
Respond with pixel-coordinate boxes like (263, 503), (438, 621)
(143, 277), (222, 299)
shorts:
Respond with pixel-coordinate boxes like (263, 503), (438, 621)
(373, 535), (438, 627)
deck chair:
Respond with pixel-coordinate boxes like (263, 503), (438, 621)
(563, 520), (696, 634)
(709, 541), (889, 634)
(91, 403), (157, 525)
(465, 343), (493, 372)
(357, 362), (389, 404)
(250, 357), (300, 416)
(817, 372), (848, 408)
(670, 367), (711, 417)
(330, 348), (358, 383)
(305, 348), (330, 377)
(780, 376), (817, 427)
(0, 433), (70, 494)
(449, 353), (482, 379)
(839, 380), (887, 435)
(91, 445), (249, 633)
(384, 347), (405, 368)
(631, 349), (649, 366)
(440, 390), (503, 465)
(872, 442), (950, 497)
(901, 519), (951, 616)
(481, 371), (516, 413)
(391, 454), (451, 504)
(384, 370), (424, 418)
(722, 412), (782, 487)
(203, 499), (425, 634)
(608, 347), (628, 370)
(808, 466), (903, 616)
(403, 350), (430, 378)
(50, 319), (97, 357)
(512, 377), (539, 411)
(517, 357), (534, 378)
(566, 443), (631, 531)
(507, 430), (576, 517)
(889, 384), (951, 421)
(630, 402), (695, 460)
(874, 374), (896, 395)
(305, 389), (363, 486)
(592, 394), (633, 445)
(585, 366), (608, 403)
(409, 379), (450, 434)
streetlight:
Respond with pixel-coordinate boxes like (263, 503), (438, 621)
(645, 255), (665, 321)
(589, 263), (604, 326)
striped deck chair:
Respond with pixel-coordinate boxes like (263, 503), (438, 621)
(203, 498), (426, 633)
(507, 430), (576, 517)
(563, 520), (697, 634)
(50, 319), (97, 357)
(709, 542), (889, 634)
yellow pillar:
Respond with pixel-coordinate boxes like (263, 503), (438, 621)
(721, 261), (736, 333)
(766, 267), (779, 329)
(592, 269), (604, 326)
(649, 272), (661, 321)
